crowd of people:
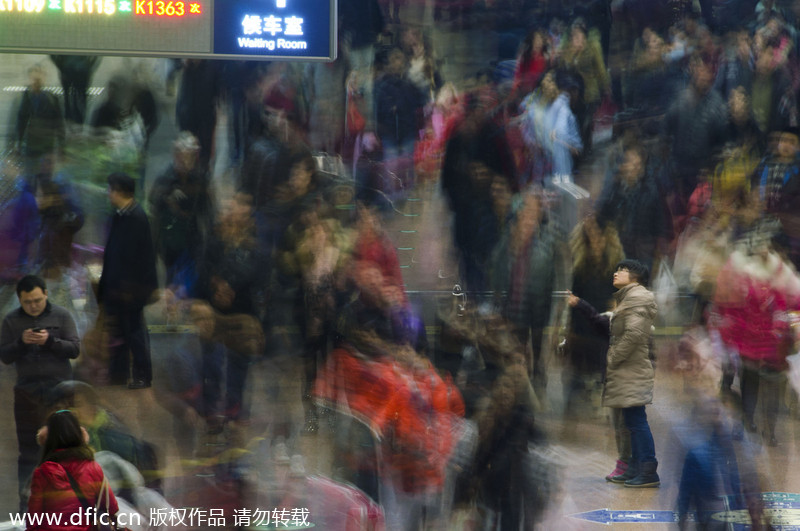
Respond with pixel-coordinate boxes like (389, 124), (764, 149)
(2, 0), (800, 529)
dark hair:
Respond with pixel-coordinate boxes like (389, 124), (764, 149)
(39, 410), (93, 465)
(621, 140), (649, 170)
(571, 18), (587, 35)
(16, 275), (47, 297)
(616, 259), (650, 286)
(555, 68), (583, 94)
(107, 172), (136, 197)
(291, 153), (317, 174)
(778, 126), (800, 139)
(374, 45), (404, 72)
(519, 29), (548, 63)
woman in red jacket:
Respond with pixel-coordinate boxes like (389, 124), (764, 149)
(714, 241), (800, 446)
(513, 29), (550, 99)
(27, 410), (119, 531)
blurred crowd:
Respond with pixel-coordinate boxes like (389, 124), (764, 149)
(3, 0), (800, 529)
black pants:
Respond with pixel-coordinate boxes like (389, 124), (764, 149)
(15, 387), (51, 511)
(513, 327), (546, 398)
(107, 306), (152, 385)
(740, 363), (782, 438)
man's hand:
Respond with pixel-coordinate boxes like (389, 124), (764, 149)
(567, 292), (580, 308)
(168, 188), (188, 204)
(210, 278), (235, 310)
(22, 328), (48, 345)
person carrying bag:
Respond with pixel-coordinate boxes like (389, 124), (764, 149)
(26, 410), (121, 531)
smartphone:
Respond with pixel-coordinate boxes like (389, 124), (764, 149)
(32, 328), (44, 333)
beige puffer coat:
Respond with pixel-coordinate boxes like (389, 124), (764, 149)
(602, 283), (658, 408)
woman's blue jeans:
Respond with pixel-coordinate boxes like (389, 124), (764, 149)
(623, 405), (657, 464)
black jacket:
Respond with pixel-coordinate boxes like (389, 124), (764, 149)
(597, 172), (669, 270)
(0, 302), (80, 390)
(15, 89), (65, 158)
(374, 73), (426, 147)
(98, 201), (158, 310)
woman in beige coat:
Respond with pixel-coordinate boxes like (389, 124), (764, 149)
(568, 259), (659, 487)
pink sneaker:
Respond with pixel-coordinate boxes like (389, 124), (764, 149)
(605, 459), (628, 482)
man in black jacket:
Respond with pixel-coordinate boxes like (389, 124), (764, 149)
(12, 65), (65, 170)
(98, 172), (158, 389)
(0, 275), (80, 511)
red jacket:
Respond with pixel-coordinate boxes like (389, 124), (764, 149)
(714, 250), (800, 370)
(513, 53), (548, 97)
(314, 348), (465, 493)
(353, 231), (408, 307)
(27, 457), (119, 531)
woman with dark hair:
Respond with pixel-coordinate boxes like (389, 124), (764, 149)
(564, 217), (625, 413)
(400, 27), (442, 103)
(27, 410), (119, 531)
(565, 219), (632, 481)
(517, 68), (583, 186)
(513, 29), (550, 99)
(559, 19), (610, 155)
(596, 141), (669, 271)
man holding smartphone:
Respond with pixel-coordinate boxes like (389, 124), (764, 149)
(0, 274), (80, 512)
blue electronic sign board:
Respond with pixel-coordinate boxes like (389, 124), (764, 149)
(214, 0), (334, 60)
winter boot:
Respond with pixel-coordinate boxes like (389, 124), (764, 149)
(605, 459), (628, 482)
(624, 460), (660, 488)
(609, 461), (637, 484)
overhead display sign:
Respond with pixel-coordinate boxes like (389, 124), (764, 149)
(0, 0), (336, 61)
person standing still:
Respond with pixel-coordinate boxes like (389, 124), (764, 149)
(0, 275), (80, 511)
(568, 259), (660, 487)
(98, 172), (158, 389)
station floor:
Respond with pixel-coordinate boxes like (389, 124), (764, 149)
(1, 327), (799, 530)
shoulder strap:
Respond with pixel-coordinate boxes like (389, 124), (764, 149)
(62, 467), (91, 510)
(64, 468), (114, 519)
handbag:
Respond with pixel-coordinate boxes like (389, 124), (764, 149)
(593, 95), (618, 129)
(63, 470), (116, 531)
(652, 260), (679, 324)
(346, 92), (366, 136)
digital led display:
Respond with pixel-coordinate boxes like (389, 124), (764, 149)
(0, 0), (336, 61)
